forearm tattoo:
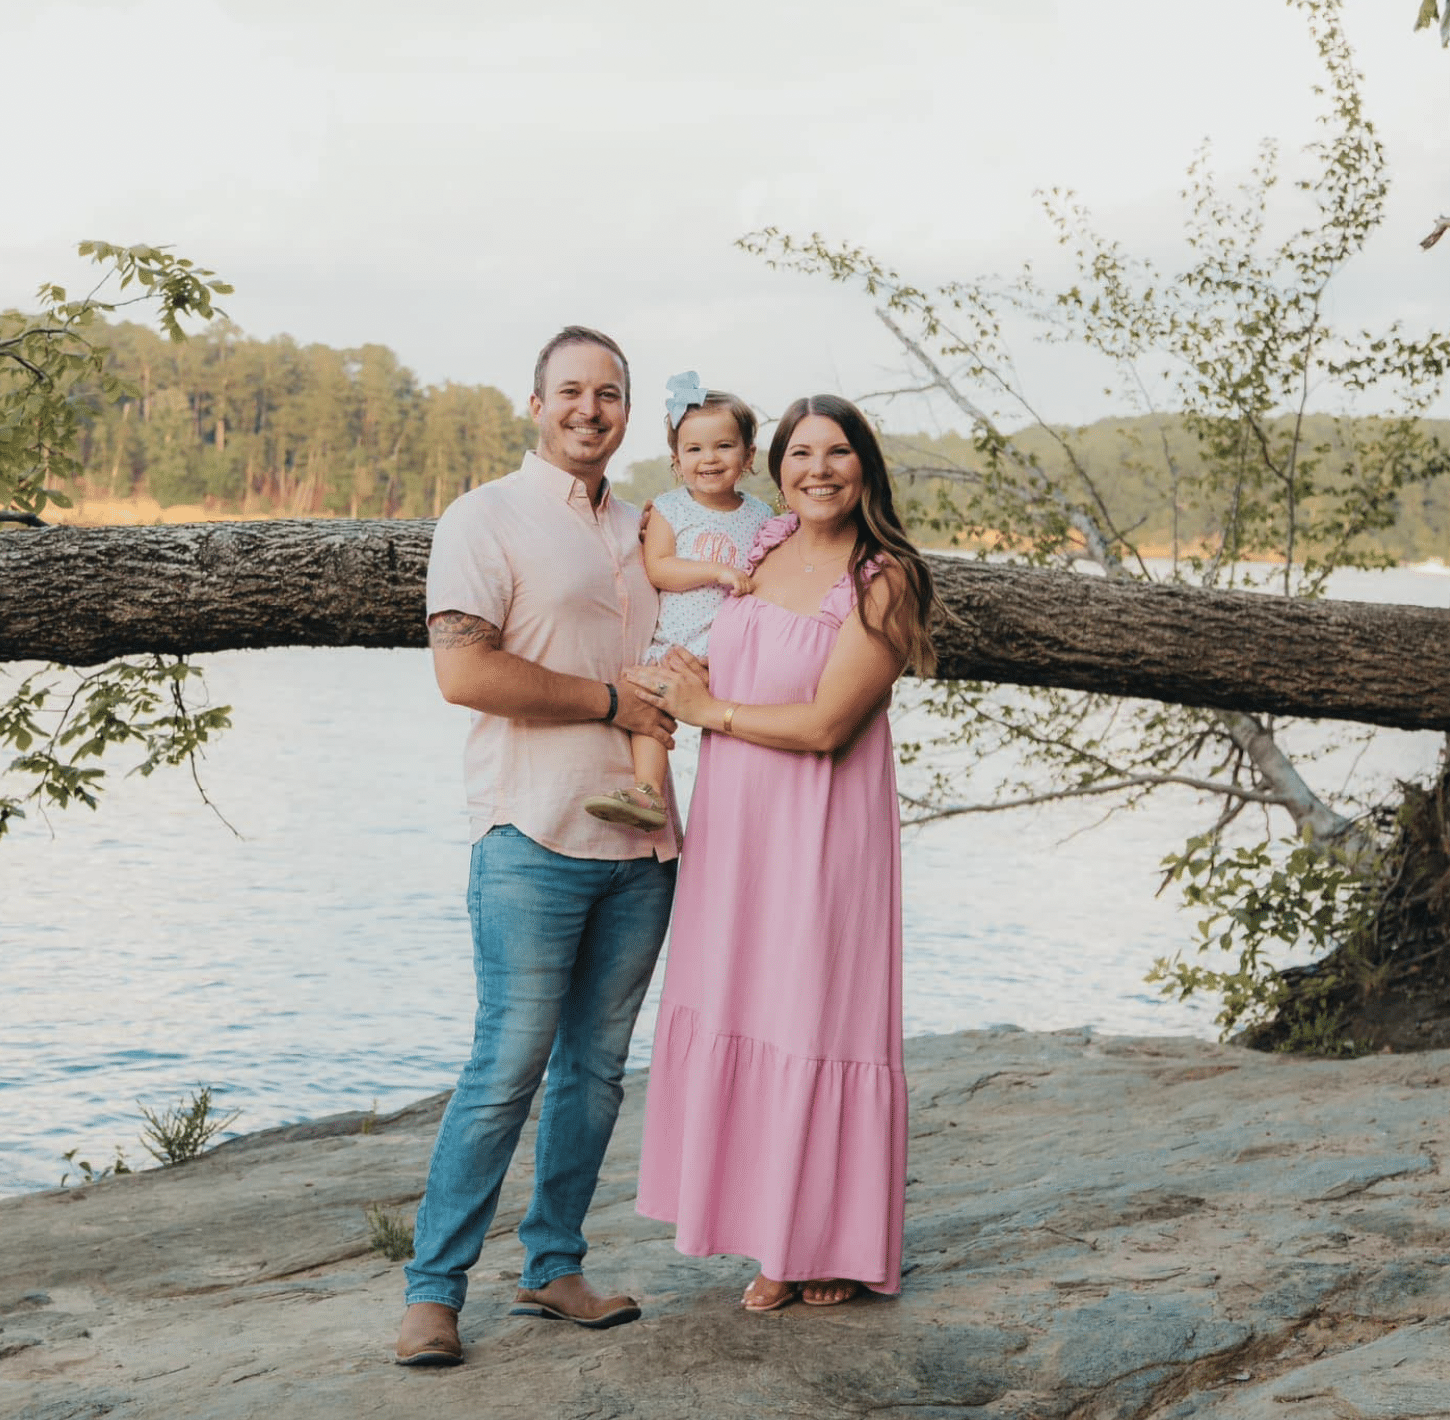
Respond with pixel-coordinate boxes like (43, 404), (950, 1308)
(428, 611), (502, 651)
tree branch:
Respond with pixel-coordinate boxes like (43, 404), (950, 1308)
(901, 771), (1285, 824)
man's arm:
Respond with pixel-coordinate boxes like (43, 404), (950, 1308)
(428, 611), (675, 746)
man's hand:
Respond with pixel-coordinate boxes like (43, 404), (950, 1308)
(638, 498), (654, 543)
(715, 567), (754, 596)
(615, 672), (676, 748)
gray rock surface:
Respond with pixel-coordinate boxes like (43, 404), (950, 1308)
(2, 1029), (1449, 1419)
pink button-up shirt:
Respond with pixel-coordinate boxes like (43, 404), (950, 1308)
(426, 450), (679, 861)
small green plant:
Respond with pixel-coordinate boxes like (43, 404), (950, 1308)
(138, 1085), (240, 1165)
(359, 1098), (380, 1136)
(366, 1206), (414, 1262)
(1149, 830), (1372, 1050)
(59, 1145), (131, 1187)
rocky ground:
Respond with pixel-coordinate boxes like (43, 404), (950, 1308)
(3, 1028), (1449, 1420)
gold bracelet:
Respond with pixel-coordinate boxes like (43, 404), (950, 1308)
(721, 704), (737, 735)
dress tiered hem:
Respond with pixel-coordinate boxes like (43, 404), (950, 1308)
(636, 1001), (906, 1294)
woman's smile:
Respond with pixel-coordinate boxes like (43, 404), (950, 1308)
(780, 415), (865, 525)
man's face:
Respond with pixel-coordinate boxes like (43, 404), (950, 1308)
(529, 342), (629, 479)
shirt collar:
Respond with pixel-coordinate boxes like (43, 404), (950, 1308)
(522, 450), (612, 510)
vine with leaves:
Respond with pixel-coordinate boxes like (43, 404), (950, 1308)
(741, 0), (1450, 1049)
(1, 244), (236, 841)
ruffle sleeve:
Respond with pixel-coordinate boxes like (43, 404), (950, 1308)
(744, 512), (799, 574)
(819, 554), (887, 629)
(745, 513), (892, 627)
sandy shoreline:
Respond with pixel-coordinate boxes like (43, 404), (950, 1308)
(3, 1027), (1448, 1419)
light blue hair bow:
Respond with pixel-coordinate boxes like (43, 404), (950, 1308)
(665, 370), (708, 428)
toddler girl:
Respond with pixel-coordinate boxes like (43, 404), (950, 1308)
(584, 373), (773, 831)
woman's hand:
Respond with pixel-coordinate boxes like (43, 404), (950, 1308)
(662, 645), (709, 688)
(625, 662), (716, 729)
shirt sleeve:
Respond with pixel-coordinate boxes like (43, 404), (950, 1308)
(653, 486), (690, 534)
(425, 492), (513, 629)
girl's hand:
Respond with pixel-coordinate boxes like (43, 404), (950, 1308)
(715, 566), (753, 596)
(625, 663), (715, 728)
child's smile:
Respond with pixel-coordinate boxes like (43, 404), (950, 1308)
(675, 407), (755, 511)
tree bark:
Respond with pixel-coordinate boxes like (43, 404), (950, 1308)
(1, 520), (1447, 733)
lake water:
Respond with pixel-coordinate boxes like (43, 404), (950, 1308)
(2, 566), (1445, 1196)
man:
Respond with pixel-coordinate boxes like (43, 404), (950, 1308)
(395, 326), (679, 1366)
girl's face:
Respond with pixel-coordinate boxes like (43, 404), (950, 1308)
(778, 414), (864, 531)
(674, 407), (753, 509)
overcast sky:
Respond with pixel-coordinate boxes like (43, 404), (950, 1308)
(5, 0), (1444, 473)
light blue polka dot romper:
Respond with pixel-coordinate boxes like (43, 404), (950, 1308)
(645, 486), (775, 663)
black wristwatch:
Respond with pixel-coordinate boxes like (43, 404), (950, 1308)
(601, 682), (619, 723)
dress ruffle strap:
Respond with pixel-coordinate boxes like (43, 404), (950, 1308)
(744, 512), (800, 574)
(746, 513), (888, 626)
(819, 555), (885, 629)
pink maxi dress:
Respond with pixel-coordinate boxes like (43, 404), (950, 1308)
(636, 514), (906, 1294)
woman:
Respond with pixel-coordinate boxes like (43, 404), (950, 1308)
(629, 394), (941, 1310)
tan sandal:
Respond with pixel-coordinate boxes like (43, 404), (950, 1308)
(742, 1275), (798, 1312)
(583, 784), (667, 830)
(801, 1278), (863, 1306)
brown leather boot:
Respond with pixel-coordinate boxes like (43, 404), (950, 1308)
(395, 1301), (463, 1366)
(509, 1273), (640, 1329)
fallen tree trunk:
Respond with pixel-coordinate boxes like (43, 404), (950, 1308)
(1, 519), (1447, 732)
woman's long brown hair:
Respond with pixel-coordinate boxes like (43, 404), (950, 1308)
(767, 395), (942, 675)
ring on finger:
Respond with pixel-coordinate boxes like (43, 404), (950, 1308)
(655, 681), (667, 695)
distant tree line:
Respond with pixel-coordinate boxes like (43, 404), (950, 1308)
(624, 416), (1450, 564)
(880, 416), (1450, 565)
(35, 318), (1448, 561)
(58, 319), (536, 518)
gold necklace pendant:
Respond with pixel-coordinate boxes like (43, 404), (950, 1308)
(796, 536), (849, 575)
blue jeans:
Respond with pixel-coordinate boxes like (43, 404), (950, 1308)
(403, 825), (675, 1310)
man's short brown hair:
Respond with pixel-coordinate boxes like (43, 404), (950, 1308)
(532, 326), (631, 406)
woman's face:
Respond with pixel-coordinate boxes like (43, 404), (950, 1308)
(778, 415), (864, 531)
